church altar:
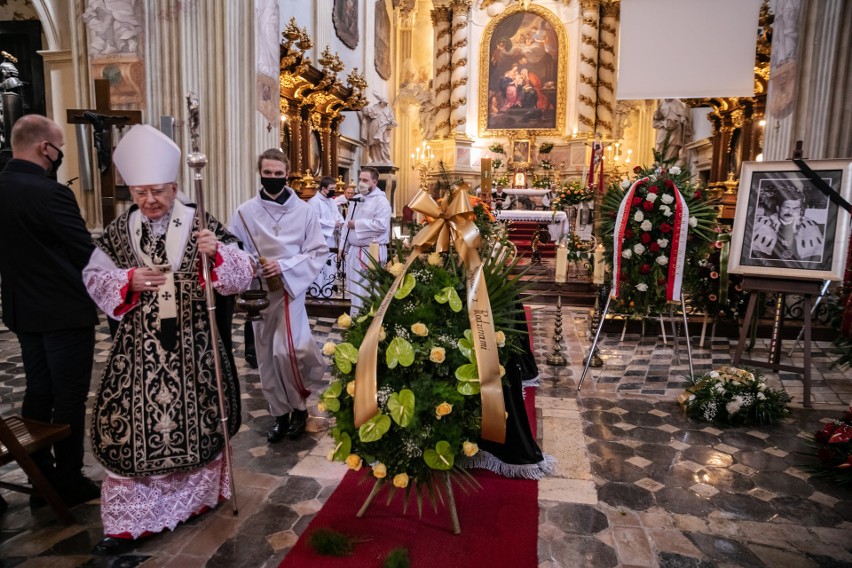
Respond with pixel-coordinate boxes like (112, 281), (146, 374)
(495, 209), (568, 242)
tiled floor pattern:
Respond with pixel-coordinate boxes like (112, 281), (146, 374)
(0, 307), (850, 567)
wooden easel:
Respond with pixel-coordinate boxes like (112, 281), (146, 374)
(731, 276), (824, 408)
(66, 79), (141, 226)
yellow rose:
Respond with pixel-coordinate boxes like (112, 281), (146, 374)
(393, 473), (410, 488)
(429, 346), (446, 363)
(372, 462), (387, 479)
(322, 341), (337, 356)
(427, 252), (443, 266)
(388, 262), (405, 277)
(379, 326), (387, 341)
(337, 313), (353, 329)
(463, 441), (479, 457)
(346, 380), (355, 397)
(345, 454), (362, 471)
(435, 401), (453, 419)
(495, 331), (506, 347)
(499, 365), (506, 377)
(411, 322), (429, 337)
(317, 401), (327, 413)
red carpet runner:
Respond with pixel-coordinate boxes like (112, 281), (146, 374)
(280, 307), (540, 568)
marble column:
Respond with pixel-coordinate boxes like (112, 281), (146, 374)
(431, 5), (452, 138)
(596, 1), (619, 137)
(577, 0), (600, 134)
(449, 0), (471, 136)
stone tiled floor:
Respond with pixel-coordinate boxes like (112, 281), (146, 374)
(1, 306), (851, 568)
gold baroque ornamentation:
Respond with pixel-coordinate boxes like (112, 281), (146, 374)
(451, 78), (468, 90)
(578, 94), (596, 107)
(431, 6), (452, 25)
(436, 119), (451, 132)
(451, 38), (469, 51)
(451, 58), (469, 70)
(478, 2), (568, 137)
(579, 0), (600, 10)
(579, 74), (597, 87)
(731, 109), (745, 129)
(598, 99), (613, 113)
(599, 61), (615, 73)
(450, 0), (472, 10)
(581, 34), (598, 48)
(450, 97), (468, 108)
(578, 115), (594, 127)
(600, 22), (617, 35)
(436, 62), (453, 75)
(597, 79), (614, 92)
(436, 101), (453, 111)
(580, 54), (596, 66)
(582, 16), (597, 27)
(597, 119), (612, 131)
(601, 1), (620, 18)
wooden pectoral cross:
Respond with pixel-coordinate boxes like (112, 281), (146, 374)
(66, 79), (142, 226)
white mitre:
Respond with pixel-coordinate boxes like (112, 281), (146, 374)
(113, 124), (181, 186)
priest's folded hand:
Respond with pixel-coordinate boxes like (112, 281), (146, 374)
(194, 229), (219, 256)
(261, 258), (281, 278)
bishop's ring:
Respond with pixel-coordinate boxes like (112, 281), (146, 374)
(145, 281), (152, 287)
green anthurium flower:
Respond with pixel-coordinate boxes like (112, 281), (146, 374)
(333, 342), (360, 374)
(423, 440), (455, 470)
(358, 413), (391, 442)
(434, 286), (463, 312)
(393, 273), (416, 299)
(386, 336), (415, 369)
(332, 431), (351, 461)
(387, 389), (415, 427)
(321, 381), (343, 412)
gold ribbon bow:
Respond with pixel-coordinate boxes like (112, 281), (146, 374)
(354, 188), (507, 443)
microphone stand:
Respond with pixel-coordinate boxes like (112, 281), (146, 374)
(185, 93), (238, 515)
(339, 197), (361, 301)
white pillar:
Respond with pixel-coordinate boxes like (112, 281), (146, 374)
(449, 1), (471, 136)
(432, 5), (452, 138)
(597, 2), (619, 137)
(577, 0), (599, 134)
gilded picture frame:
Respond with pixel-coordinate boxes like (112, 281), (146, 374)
(511, 139), (531, 164)
(479, 3), (568, 137)
(728, 159), (852, 282)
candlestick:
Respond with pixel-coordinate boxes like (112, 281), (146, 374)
(481, 157), (492, 200)
(593, 243), (605, 285)
(555, 240), (568, 284)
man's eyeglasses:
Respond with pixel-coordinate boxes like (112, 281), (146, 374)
(130, 188), (170, 199)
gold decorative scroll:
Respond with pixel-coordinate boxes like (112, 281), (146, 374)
(353, 189), (507, 443)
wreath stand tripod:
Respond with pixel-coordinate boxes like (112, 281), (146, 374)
(578, 289), (694, 390)
(731, 276), (824, 408)
(356, 472), (462, 535)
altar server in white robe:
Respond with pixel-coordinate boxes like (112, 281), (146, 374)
(82, 125), (254, 554)
(340, 167), (391, 315)
(308, 176), (344, 298)
(230, 149), (328, 443)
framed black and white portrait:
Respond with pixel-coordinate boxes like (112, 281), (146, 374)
(728, 160), (852, 281)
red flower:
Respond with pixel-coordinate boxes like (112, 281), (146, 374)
(660, 223), (672, 233)
(657, 277), (666, 286)
(829, 424), (852, 444)
(664, 179), (674, 189)
(640, 264), (651, 274)
(641, 233), (651, 244)
(632, 196), (642, 206)
(647, 185), (659, 194)
(624, 229), (634, 239)
(633, 166), (641, 174)
(650, 243), (660, 253)
(715, 241), (725, 249)
(710, 271), (719, 279)
(694, 191), (702, 199)
(643, 201), (654, 211)
(708, 294), (717, 301)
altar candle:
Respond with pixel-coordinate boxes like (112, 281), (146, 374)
(481, 157), (492, 200)
(369, 241), (380, 263)
(555, 241), (568, 284)
(593, 243), (606, 285)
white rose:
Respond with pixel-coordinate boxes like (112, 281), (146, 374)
(708, 371), (720, 378)
(636, 283), (648, 292)
(661, 194), (674, 205)
(657, 238), (669, 248)
(670, 166), (681, 175)
(645, 193), (658, 203)
(689, 216), (697, 227)
(757, 392), (766, 400)
(654, 167), (663, 175)
(622, 249), (633, 259)
(656, 255), (669, 266)
(633, 210), (645, 222)
(633, 243), (646, 254)
(640, 220), (653, 232)
(621, 179), (631, 189)
(663, 209), (674, 217)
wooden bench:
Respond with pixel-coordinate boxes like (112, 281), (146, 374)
(0, 415), (75, 524)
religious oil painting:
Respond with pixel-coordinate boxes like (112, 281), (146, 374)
(374, 0), (391, 80)
(479, 4), (567, 136)
(728, 160), (852, 282)
(333, 0), (359, 50)
(511, 139), (531, 164)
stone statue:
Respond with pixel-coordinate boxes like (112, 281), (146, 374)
(82, 0), (142, 56)
(362, 93), (398, 164)
(653, 98), (693, 164)
(417, 89), (436, 142)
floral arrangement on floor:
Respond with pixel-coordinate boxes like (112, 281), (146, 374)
(806, 403), (852, 484)
(551, 180), (594, 211)
(678, 366), (791, 426)
(319, 244), (529, 504)
(683, 227), (750, 323)
(600, 159), (718, 316)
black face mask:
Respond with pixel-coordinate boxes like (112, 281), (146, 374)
(325, 188), (336, 198)
(47, 142), (63, 173)
(260, 176), (287, 194)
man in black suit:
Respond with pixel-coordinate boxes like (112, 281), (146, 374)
(0, 114), (100, 505)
